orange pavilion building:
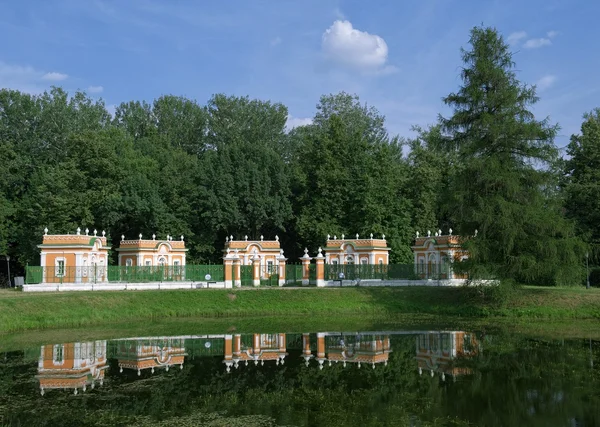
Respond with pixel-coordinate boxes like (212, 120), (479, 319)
(223, 333), (288, 372)
(115, 337), (187, 376)
(323, 234), (390, 265)
(411, 229), (469, 280)
(38, 227), (109, 284)
(222, 235), (287, 286)
(415, 331), (479, 380)
(300, 332), (391, 369)
(116, 234), (187, 268)
(36, 340), (108, 395)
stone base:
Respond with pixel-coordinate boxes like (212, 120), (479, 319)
(23, 281), (229, 292)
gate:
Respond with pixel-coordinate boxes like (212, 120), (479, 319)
(240, 265), (253, 287)
(260, 264), (279, 287)
(285, 264), (303, 286)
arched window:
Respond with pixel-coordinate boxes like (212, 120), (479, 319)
(158, 257), (166, 267)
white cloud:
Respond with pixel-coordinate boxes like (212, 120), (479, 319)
(270, 36), (282, 47)
(87, 85), (104, 93)
(536, 75), (557, 91)
(0, 61), (69, 94)
(322, 20), (392, 73)
(286, 115), (313, 130)
(523, 37), (552, 49)
(42, 72), (69, 81)
(507, 31), (527, 45)
(547, 30), (559, 38)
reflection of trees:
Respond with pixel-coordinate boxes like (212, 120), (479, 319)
(0, 335), (598, 426)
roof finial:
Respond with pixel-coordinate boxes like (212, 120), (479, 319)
(327, 234), (330, 240)
(341, 233), (345, 240)
(356, 233), (359, 239)
(427, 230), (431, 237)
(244, 235), (248, 241)
(76, 227), (81, 236)
(474, 229), (478, 237)
(435, 231), (438, 237)
(449, 228), (453, 236)
(438, 229), (442, 236)
(333, 235), (337, 240)
(230, 235), (233, 241)
(102, 230), (106, 237)
(304, 248), (308, 255)
(275, 235), (279, 242)
(260, 235), (264, 241)
(370, 233), (373, 239)
(139, 233), (142, 239)
(85, 228), (89, 236)
(121, 234), (125, 241)
(152, 234), (156, 240)
(416, 231), (420, 239)
(226, 236), (229, 242)
(93, 229), (97, 236)
(180, 235), (184, 241)
(44, 227), (48, 236)
(382, 234), (386, 240)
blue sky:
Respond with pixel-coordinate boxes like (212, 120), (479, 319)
(1, 0), (599, 148)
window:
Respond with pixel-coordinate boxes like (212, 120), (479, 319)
(174, 260), (180, 274)
(158, 257), (166, 267)
(53, 345), (64, 365)
(126, 259), (133, 267)
(361, 258), (368, 265)
(332, 259), (338, 265)
(145, 260), (151, 266)
(267, 260), (274, 274)
(346, 256), (354, 265)
(55, 259), (65, 277)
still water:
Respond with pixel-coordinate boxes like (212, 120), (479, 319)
(0, 327), (598, 426)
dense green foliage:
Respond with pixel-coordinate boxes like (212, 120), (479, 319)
(564, 109), (600, 264)
(0, 25), (596, 285)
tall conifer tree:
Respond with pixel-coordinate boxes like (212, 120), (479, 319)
(440, 26), (584, 285)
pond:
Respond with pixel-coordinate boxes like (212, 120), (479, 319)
(0, 325), (598, 426)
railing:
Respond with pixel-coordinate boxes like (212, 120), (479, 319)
(324, 264), (450, 281)
(285, 264), (303, 286)
(26, 265), (225, 285)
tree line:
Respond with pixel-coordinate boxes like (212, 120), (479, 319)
(1, 25), (599, 286)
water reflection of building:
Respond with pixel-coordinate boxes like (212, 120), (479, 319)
(303, 332), (391, 370)
(36, 341), (108, 395)
(115, 337), (187, 376)
(415, 331), (479, 381)
(223, 333), (287, 372)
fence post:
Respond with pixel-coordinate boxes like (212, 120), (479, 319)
(252, 251), (261, 287)
(278, 251), (287, 287)
(315, 247), (325, 287)
(232, 251), (241, 287)
(301, 248), (312, 286)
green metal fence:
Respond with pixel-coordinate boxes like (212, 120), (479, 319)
(240, 265), (253, 287)
(285, 264), (303, 286)
(324, 264), (440, 281)
(26, 265), (225, 284)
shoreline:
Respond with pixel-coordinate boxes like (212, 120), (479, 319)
(1, 286), (598, 335)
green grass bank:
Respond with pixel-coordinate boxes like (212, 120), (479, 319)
(0, 285), (599, 334)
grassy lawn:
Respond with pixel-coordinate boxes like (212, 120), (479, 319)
(0, 286), (598, 334)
